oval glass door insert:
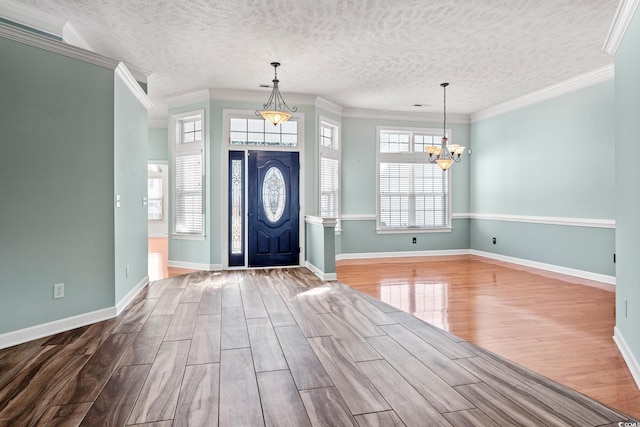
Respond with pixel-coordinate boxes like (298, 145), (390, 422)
(262, 166), (286, 222)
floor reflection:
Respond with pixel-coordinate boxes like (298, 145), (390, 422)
(379, 281), (449, 330)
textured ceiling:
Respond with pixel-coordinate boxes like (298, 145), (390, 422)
(15, 0), (618, 120)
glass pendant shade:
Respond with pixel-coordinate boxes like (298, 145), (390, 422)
(436, 159), (453, 170)
(260, 110), (291, 126)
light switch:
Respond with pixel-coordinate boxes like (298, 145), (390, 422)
(116, 195), (121, 208)
(142, 196), (148, 206)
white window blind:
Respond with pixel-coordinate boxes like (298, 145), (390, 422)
(173, 111), (205, 236)
(319, 120), (340, 223)
(321, 157), (339, 218)
(175, 153), (203, 234)
(378, 128), (450, 231)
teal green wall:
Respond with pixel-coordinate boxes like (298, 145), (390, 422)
(614, 10), (640, 367)
(471, 81), (614, 218)
(148, 127), (168, 161)
(306, 222), (326, 271)
(114, 74), (149, 303)
(470, 81), (615, 276)
(470, 220), (614, 275)
(0, 37), (116, 334)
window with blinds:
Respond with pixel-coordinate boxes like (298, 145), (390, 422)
(173, 111), (205, 236)
(378, 128), (450, 231)
(319, 120), (340, 225)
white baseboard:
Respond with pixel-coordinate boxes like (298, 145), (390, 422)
(305, 261), (337, 281)
(470, 250), (615, 285)
(0, 275), (149, 350)
(168, 260), (222, 271)
(336, 249), (470, 261)
(0, 307), (116, 350)
(116, 275), (149, 314)
(614, 326), (640, 391)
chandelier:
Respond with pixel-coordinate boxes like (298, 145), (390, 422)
(427, 83), (465, 170)
(256, 62), (297, 126)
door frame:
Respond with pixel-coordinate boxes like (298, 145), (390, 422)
(221, 109), (305, 269)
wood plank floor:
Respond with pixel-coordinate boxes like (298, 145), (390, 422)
(0, 267), (637, 426)
(337, 255), (640, 419)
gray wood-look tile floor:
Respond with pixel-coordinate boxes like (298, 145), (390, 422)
(0, 268), (637, 426)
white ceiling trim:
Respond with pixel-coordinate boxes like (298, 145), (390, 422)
(115, 62), (153, 110)
(315, 97), (343, 116)
(0, 0), (64, 38)
(166, 89), (211, 109)
(61, 22), (93, 51)
(0, 21), (119, 70)
(603, 0), (640, 55)
(123, 63), (152, 84)
(168, 87), (343, 116)
(210, 88), (318, 106)
(470, 65), (615, 123)
(342, 108), (470, 124)
(148, 119), (168, 128)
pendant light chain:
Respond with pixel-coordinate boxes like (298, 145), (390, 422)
(443, 83), (447, 138)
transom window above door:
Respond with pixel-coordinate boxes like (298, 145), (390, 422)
(230, 117), (298, 147)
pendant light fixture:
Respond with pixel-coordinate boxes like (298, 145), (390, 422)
(427, 82), (465, 170)
(256, 62), (297, 126)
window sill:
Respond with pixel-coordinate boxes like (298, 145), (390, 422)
(171, 233), (206, 241)
(376, 227), (452, 234)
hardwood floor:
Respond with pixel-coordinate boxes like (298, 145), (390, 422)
(337, 255), (640, 418)
(0, 267), (637, 426)
(148, 237), (196, 281)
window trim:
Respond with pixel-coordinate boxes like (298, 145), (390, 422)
(376, 126), (452, 234)
(319, 116), (341, 232)
(171, 109), (206, 240)
(147, 175), (164, 221)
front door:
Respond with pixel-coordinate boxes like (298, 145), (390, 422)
(247, 151), (299, 267)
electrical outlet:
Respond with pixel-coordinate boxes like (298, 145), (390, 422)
(412, 237), (417, 244)
(492, 237), (496, 244)
(126, 265), (129, 278)
(53, 283), (64, 299)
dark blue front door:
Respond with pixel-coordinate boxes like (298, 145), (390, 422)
(248, 151), (299, 267)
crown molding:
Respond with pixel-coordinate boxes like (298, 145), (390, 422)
(315, 97), (343, 116)
(0, 0), (65, 38)
(210, 88), (318, 106)
(115, 62), (153, 109)
(342, 107), (470, 124)
(0, 21), (119, 70)
(61, 21), (93, 51)
(166, 89), (211, 109)
(123, 63), (152, 84)
(603, 0), (640, 55)
(470, 64), (614, 122)
(148, 118), (168, 128)
(168, 87), (342, 114)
